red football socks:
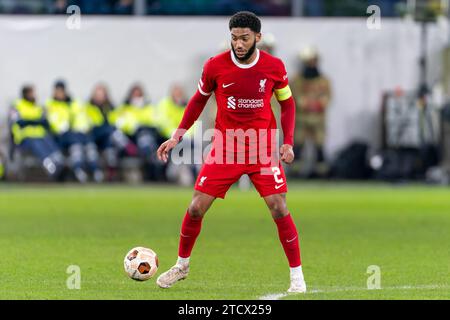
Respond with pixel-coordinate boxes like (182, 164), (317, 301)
(178, 211), (203, 258)
(178, 210), (301, 267)
(274, 213), (302, 268)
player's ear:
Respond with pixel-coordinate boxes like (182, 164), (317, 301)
(255, 32), (262, 43)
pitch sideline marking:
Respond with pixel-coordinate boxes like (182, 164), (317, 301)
(259, 284), (450, 300)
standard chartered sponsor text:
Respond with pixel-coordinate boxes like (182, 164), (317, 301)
(237, 98), (264, 109)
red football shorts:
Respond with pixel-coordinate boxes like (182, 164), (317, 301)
(194, 161), (288, 199)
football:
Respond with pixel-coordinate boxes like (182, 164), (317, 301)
(124, 247), (159, 281)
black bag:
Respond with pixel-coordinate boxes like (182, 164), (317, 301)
(375, 148), (421, 181)
(330, 142), (371, 179)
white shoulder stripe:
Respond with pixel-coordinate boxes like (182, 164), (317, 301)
(198, 84), (212, 96)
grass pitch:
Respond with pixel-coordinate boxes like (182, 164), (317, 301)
(0, 182), (449, 300)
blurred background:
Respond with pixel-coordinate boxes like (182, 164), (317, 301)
(1, 0), (450, 186)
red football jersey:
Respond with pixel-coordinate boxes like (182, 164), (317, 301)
(198, 49), (289, 164)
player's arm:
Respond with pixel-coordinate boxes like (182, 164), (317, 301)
(275, 86), (295, 164)
(157, 58), (216, 163)
(173, 89), (211, 140)
(157, 90), (211, 162)
(273, 59), (296, 164)
(157, 91), (213, 163)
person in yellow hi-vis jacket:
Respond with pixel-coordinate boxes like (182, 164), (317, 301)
(157, 84), (197, 185)
(110, 84), (164, 181)
(0, 152), (5, 181)
(46, 80), (103, 183)
(86, 83), (137, 181)
(9, 85), (64, 179)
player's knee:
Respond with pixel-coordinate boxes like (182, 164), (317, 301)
(266, 197), (288, 219)
(188, 198), (206, 219)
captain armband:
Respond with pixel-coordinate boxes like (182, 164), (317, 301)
(274, 85), (292, 102)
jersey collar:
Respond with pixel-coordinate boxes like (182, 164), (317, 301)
(230, 49), (260, 69)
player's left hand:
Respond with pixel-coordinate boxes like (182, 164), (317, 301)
(157, 138), (179, 163)
(280, 144), (294, 164)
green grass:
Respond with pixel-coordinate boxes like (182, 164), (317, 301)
(0, 182), (449, 300)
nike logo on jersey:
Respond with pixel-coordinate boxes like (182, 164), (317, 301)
(222, 82), (235, 88)
(275, 183), (285, 190)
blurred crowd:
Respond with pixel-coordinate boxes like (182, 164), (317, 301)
(7, 81), (198, 183)
(0, 0), (290, 16)
(0, 0), (405, 17)
(5, 44), (333, 184)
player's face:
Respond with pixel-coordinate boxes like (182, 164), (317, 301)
(230, 28), (261, 62)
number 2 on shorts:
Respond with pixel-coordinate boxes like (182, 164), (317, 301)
(271, 166), (284, 184)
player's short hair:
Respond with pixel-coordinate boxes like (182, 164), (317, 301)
(229, 11), (261, 33)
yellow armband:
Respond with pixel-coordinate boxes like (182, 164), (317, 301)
(274, 85), (292, 102)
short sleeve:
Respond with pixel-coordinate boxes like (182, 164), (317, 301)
(198, 58), (215, 96)
(273, 59), (292, 102)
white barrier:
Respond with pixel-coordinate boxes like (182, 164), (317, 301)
(0, 16), (447, 157)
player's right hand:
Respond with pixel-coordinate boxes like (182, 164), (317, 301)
(280, 144), (295, 164)
(157, 138), (179, 163)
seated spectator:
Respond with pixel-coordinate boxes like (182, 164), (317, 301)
(157, 84), (197, 185)
(9, 85), (64, 180)
(85, 83), (137, 181)
(0, 152), (5, 180)
(110, 84), (165, 181)
(114, 0), (134, 14)
(51, 0), (68, 14)
(157, 84), (190, 140)
(46, 80), (103, 183)
(74, 0), (112, 14)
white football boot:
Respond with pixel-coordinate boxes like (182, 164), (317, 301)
(287, 266), (307, 293)
(288, 278), (307, 293)
(156, 264), (189, 288)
